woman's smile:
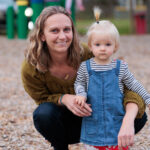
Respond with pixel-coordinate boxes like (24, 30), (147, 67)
(41, 13), (73, 54)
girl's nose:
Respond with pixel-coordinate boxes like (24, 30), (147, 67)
(100, 45), (105, 51)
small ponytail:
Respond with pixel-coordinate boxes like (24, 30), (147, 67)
(93, 6), (101, 24)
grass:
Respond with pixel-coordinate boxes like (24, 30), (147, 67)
(76, 18), (131, 36)
(110, 18), (131, 35)
(76, 19), (94, 35)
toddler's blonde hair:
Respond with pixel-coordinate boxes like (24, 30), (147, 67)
(87, 7), (120, 52)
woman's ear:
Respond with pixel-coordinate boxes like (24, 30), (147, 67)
(41, 34), (45, 42)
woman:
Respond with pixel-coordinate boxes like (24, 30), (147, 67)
(21, 6), (147, 150)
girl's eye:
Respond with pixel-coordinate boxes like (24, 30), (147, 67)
(106, 43), (111, 46)
(96, 43), (100, 46)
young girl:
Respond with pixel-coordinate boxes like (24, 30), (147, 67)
(74, 8), (150, 150)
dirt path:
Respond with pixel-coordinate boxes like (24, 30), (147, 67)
(0, 35), (150, 150)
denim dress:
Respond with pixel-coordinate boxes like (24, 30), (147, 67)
(80, 59), (125, 146)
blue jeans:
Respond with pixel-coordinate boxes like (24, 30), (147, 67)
(33, 102), (147, 150)
(33, 102), (82, 150)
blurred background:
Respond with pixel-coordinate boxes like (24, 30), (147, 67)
(0, 0), (150, 39)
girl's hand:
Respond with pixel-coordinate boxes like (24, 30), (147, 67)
(75, 95), (86, 108)
(61, 94), (92, 117)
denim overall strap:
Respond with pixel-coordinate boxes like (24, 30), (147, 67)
(115, 59), (121, 76)
(86, 59), (92, 74)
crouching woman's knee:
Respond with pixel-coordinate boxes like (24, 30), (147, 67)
(33, 102), (61, 132)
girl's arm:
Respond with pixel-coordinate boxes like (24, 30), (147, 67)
(74, 62), (87, 98)
(122, 62), (150, 106)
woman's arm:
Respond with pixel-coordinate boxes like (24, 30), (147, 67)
(21, 60), (62, 105)
(21, 60), (92, 116)
(118, 103), (138, 149)
(123, 88), (146, 118)
(118, 88), (146, 149)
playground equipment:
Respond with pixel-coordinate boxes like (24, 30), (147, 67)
(31, 0), (44, 23)
(16, 0), (28, 39)
(6, 0), (76, 39)
(6, 6), (15, 39)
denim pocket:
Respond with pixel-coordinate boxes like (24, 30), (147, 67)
(84, 115), (98, 135)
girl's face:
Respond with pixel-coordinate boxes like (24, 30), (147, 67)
(89, 33), (116, 64)
(41, 13), (73, 55)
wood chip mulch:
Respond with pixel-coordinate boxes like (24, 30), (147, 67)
(0, 35), (150, 150)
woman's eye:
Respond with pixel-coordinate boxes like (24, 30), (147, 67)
(106, 43), (111, 46)
(51, 29), (58, 33)
(64, 27), (71, 32)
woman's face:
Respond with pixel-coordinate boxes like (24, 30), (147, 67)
(41, 13), (73, 55)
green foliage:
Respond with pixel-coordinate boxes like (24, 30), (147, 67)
(76, 18), (131, 36)
(76, 19), (94, 35)
(110, 19), (131, 35)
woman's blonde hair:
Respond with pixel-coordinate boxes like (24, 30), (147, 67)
(25, 6), (81, 72)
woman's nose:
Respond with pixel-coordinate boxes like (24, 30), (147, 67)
(58, 31), (66, 39)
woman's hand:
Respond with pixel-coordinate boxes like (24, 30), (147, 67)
(61, 94), (92, 117)
(118, 116), (134, 150)
(118, 103), (138, 150)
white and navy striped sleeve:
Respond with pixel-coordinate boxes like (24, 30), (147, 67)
(74, 61), (88, 98)
(121, 62), (150, 105)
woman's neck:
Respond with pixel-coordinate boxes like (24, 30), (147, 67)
(50, 52), (68, 66)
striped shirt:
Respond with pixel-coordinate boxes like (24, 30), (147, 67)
(74, 58), (150, 105)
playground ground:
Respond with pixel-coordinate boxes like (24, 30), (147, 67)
(0, 35), (150, 150)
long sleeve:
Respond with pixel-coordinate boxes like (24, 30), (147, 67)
(21, 60), (62, 105)
(80, 43), (146, 118)
(122, 63), (150, 105)
(74, 62), (87, 98)
(123, 87), (146, 118)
